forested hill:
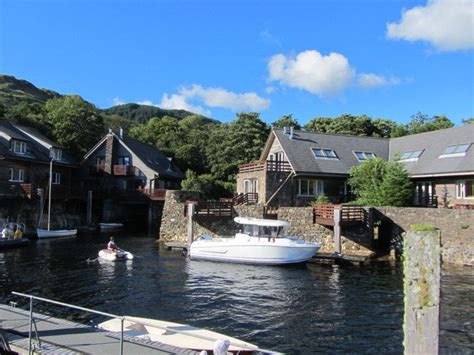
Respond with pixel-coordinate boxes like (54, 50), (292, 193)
(104, 103), (214, 123)
(0, 74), (61, 107)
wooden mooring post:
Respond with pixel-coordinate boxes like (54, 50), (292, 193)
(333, 207), (342, 255)
(87, 190), (93, 226)
(186, 201), (197, 249)
(403, 229), (441, 355)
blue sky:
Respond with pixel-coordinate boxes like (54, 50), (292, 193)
(1, 0), (473, 125)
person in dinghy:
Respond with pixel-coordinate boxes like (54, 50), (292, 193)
(107, 236), (119, 252)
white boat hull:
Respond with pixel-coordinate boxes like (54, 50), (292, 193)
(99, 223), (124, 230)
(190, 234), (320, 265)
(98, 316), (258, 353)
(98, 249), (134, 261)
(37, 229), (77, 239)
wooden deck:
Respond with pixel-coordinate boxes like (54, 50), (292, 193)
(0, 304), (197, 354)
(313, 204), (365, 227)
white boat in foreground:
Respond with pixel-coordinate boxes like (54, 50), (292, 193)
(98, 316), (260, 354)
(99, 223), (124, 230)
(189, 217), (320, 265)
(98, 249), (134, 261)
(37, 228), (77, 239)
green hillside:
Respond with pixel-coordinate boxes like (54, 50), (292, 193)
(104, 103), (211, 123)
(0, 74), (61, 107)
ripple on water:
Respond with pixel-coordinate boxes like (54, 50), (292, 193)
(0, 233), (471, 354)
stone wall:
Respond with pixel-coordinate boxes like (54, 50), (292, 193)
(375, 207), (473, 266)
(159, 191), (374, 256)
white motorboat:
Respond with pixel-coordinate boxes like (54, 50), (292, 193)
(99, 223), (124, 230)
(98, 316), (260, 354)
(98, 249), (134, 261)
(37, 228), (77, 239)
(189, 217), (320, 265)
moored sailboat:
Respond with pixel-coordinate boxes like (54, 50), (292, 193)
(37, 158), (77, 239)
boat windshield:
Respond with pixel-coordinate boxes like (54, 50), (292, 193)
(242, 224), (285, 237)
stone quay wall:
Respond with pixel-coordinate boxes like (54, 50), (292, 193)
(159, 190), (374, 256)
(375, 207), (473, 266)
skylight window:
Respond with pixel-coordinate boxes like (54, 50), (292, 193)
(399, 149), (424, 162)
(312, 148), (338, 160)
(439, 143), (471, 158)
(354, 151), (376, 161)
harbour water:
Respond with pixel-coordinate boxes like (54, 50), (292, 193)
(0, 232), (472, 354)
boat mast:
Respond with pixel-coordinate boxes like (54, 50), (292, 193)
(47, 158), (53, 231)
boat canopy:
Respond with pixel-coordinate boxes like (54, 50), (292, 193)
(234, 217), (289, 228)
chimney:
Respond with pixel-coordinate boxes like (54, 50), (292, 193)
(119, 127), (124, 139)
(289, 126), (294, 140)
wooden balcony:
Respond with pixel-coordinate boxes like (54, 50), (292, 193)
(118, 188), (166, 201)
(0, 182), (35, 199)
(113, 165), (137, 176)
(238, 160), (292, 174)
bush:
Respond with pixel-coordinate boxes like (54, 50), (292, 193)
(411, 224), (436, 232)
(309, 193), (330, 207)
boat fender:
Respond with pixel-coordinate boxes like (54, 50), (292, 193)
(213, 339), (230, 355)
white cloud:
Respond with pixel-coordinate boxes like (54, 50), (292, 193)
(387, 0), (474, 52)
(265, 86), (276, 94)
(159, 94), (211, 116)
(267, 50), (356, 96)
(112, 97), (125, 106)
(178, 84), (271, 111)
(357, 73), (401, 89)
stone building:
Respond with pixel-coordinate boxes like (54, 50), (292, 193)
(81, 128), (185, 192)
(236, 124), (474, 208)
(0, 121), (79, 199)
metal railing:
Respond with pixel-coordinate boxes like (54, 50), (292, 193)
(11, 291), (275, 354)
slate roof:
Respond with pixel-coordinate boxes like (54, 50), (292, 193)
(273, 129), (390, 176)
(0, 120), (77, 166)
(120, 135), (185, 180)
(389, 124), (474, 176)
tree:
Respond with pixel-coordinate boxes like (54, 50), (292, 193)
(207, 112), (270, 182)
(5, 102), (50, 132)
(44, 95), (104, 158)
(271, 114), (301, 130)
(462, 118), (474, 125)
(392, 112), (454, 137)
(348, 158), (413, 206)
(304, 114), (399, 138)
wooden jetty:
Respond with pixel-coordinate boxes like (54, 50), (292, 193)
(0, 304), (198, 354)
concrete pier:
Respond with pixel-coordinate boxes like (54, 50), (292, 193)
(0, 304), (197, 354)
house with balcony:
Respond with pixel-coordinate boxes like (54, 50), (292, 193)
(0, 121), (79, 201)
(236, 124), (474, 208)
(81, 129), (185, 199)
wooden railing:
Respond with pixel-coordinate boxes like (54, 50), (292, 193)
(416, 195), (438, 208)
(189, 200), (234, 218)
(238, 160), (292, 174)
(19, 183), (33, 199)
(314, 204), (365, 226)
(137, 188), (166, 200)
(113, 165), (137, 176)
(233, 192), (258, 205)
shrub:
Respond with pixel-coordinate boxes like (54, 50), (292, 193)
(411, 224), (436, 232)
(309, 194), (330, 207)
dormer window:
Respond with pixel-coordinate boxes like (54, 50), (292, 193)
(354, 151), (376, 162)
(439, 143), (471, 158)
(12, 140), (27, 154)
(50, 147), (62, 161)
(399, 149), (424, 162)
(312, 148), (338, 160)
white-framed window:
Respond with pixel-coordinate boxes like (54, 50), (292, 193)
(312, 148), (338, 160)
(439, 144), (471, 159)
(456, 180), (474, 199)
(354, 151), (376, 161)
(399, 149), (424, 162)
(12, 140), (27, 154)
(50, 148), (63, 160)
(9, 168), (24, 182)
(52, 172), (61, 185)
(298, 179), (324, 196)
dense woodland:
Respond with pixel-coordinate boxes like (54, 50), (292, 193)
(0, 74), (472, 198)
